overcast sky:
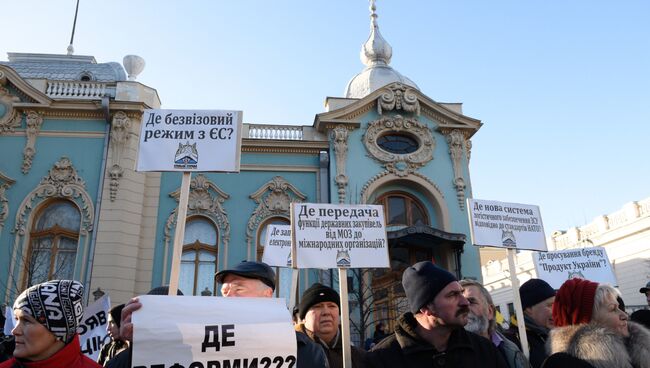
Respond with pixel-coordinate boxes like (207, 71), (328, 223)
(3, 0), (649, 236)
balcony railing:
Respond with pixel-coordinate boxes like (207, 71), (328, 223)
(246, 125), (304, 140)
(46, 81), (110, 100)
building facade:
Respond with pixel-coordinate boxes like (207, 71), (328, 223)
(0, 7), (486, 339)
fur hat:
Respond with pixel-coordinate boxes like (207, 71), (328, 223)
(520, 278), (556, 310)
(553, 278), (599, 327)
(298, 283), (340, 319)
(13, 280), (84, 344)
(402, 261), (457, 314)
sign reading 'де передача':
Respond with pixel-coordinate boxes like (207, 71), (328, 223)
(467, 198), (547, 251)
(291, 203), (389, 269)
(132, 296), (297, 368)
(136, 109), (243, 172)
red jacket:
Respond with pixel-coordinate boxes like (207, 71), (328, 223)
(0, 335), (101, 368)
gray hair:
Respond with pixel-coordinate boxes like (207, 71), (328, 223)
(593, 283), (621, 317)
(460, 279), (497, 334)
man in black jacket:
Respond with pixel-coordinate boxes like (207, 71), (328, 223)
(366, 261), (507, 368)
(503, 278), (555, 368)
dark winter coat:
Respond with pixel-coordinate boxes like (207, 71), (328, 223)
(504, 315), (549, 368)
(543, 321), (650, 368)
(494, 330), (530, 368)
(296, 331), (330, 368)
(0, 335), (101, 368)
(96, 340), (128, 367)
(296, 323), (365, 368)
(366, 312), (508, 368)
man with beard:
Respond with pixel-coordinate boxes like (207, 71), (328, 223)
(460, 279), (529, 368)
(366, 261), (507, 368)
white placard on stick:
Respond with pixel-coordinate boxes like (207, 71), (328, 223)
(136, 109), (243, 172)
(291, 203), (389, 269)
(467, 198), (547, 251)
(132, 296), (296, 368)
(533, 246), (617, 289)
(262, 224), (292, 268)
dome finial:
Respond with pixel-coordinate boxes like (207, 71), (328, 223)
(361, 0), (392, 67)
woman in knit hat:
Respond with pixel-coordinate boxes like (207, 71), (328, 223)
(542, 278), (650, 368)
(0, 280), (101, 368)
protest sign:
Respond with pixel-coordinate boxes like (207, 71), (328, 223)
(78, 295), (112, 360)
(4, 295), (110, 360)
(262, 224), (292, 267)
(136, 109), (243, 172)
(132, 295), (296, 368)
(533, 246), (617, 289)
(291, 203), (389, 269)
(467, 198), (547, 251)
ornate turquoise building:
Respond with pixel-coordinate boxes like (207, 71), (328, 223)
(0, 6), (482, 339)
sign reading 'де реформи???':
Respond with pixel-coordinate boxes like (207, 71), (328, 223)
(136, 109), (242, 172)
(467, 198), (547, 251)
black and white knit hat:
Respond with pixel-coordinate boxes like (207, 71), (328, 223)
(13, 280), (85, 343)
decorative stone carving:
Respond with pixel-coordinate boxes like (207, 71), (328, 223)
(331, 125), (350, 204)
(445, 129), (467, 210)
(108, 111), (131, 201)
(164, 174), (231, 250)
(364, 115), (434, 177)
(246, 176), (307, 259)
(0, 73), (22, 134)
(377, 83), (420, 116)
(14, 157), (94, 236)
(21, 111), (43, 174)
(0, 171), (16, 231)
(466, 139), (472, 162)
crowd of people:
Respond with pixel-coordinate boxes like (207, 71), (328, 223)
(1, 262), (649, 368)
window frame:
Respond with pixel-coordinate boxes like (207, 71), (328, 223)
(181, 215), (219, 296)
(376, 191), (429, 228)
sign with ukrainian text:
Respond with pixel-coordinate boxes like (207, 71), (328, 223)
(533, 247), (617, 288)
(132, 296), (296, 368)
(467, 199), (547, 251)
(291, 203), (389, 269)
(136, 109), (242, 172)
(262, 224), (293, 268)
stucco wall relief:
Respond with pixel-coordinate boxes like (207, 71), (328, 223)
(331, 125), (350, 204)
(21, 111), (43, 174)
(108, 111), (132, 201)
(0, 72), (22, 134)
(246, 176), (307, 259)
(364, 114), (434, 177)
(376, 83), (420, 116)
(0, 171), (16, 231)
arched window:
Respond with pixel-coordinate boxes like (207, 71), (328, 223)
(26, 200), (81, 287)
(376, 192), (429, 228)
(257, 217), (290, 300)
(179, 216), (218, 296)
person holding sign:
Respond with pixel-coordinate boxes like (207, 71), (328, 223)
(503, 279), (555, 368)
(296, 283), (367, 368)
(460, 279), (529, 368)
(0, 280), (102, 368)
(367, 261), (507, 368)
(543, 278), (650, 368)
(215, 261), (329, 368)
(97, 304), (127, 366)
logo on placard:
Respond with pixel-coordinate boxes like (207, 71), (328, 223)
(174, 141), (198, 169)
(567, 270), (585, 280)
(286, 253), (292, 267)
(501, 229), (516, 247)
(336, 250), (351, 267)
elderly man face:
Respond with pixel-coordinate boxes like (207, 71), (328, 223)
(220, 274), (273, 298)
(462, 285), (493, 337)
(303, 301), (340, 343)
(525, 296), (555, 329)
